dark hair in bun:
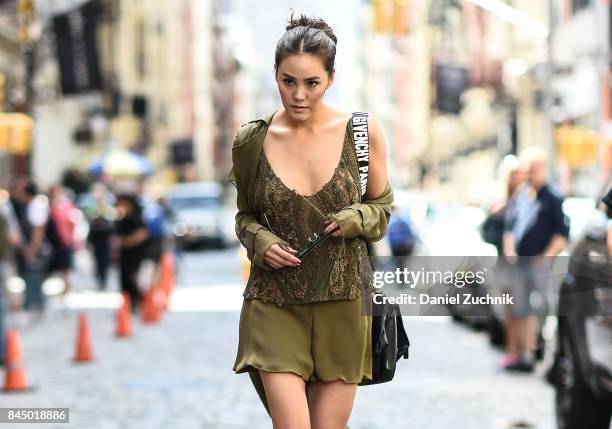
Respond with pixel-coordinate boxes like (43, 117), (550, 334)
(274, 12), (337, 77)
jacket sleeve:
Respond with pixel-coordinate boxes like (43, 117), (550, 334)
(227, 129), (287, 271)
(329, 182), (394, 242)
(233, 183), (287, 271)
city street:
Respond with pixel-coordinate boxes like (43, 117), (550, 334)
(1, 247), (557, 429)
(0, 1), (609, 428)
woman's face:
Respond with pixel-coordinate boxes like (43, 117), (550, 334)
(275, 53), (334, 121)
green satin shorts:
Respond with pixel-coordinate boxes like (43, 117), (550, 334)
(233, 296), (372, 384)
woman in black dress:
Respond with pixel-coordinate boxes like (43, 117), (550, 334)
(114, 194), (150, 312)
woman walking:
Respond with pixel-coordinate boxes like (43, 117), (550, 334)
(228, 13), (393, 428)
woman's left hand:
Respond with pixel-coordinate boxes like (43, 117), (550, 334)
(323, 219), (342, 237)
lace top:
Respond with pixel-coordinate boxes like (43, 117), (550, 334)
(243, 118), (375, 306)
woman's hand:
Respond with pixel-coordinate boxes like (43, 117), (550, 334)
(323, 219), (342, 237)
(264, 243), (301, 269)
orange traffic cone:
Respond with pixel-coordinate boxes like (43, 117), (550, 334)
(115, 293), (133, 338)
(159, 252), (175, 298)
(152, 286), (166, 313)
(3, 329), (30, 392)
(74, 312), (94, 362)
(140, 288), (161, 324)
(155, 281), (168, 311)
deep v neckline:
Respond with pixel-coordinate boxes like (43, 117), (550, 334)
(262, 115), (351, 198)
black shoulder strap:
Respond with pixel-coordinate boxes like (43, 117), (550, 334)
(351, 112), (369, 203)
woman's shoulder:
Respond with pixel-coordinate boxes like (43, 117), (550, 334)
(233, 112), (276, 148)
(359, 113), (384, 149)
(345, 111), (384, 144)
(331, 109), (352, 125)
(345, 110), (381, 128)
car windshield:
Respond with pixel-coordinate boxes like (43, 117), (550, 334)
(169, 196), (220, 210)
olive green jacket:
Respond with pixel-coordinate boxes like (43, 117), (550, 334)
(226, 111), (394, 271)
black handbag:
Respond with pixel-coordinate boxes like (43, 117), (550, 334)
(350, 112), (410, 386)
(359, 293), (410, 385)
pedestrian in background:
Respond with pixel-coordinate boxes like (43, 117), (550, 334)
(481, 155), (527, 362)
(46, 185), (77, 294)
(114, 194), (150, 312)
(10, 178), (51, 315)
(502, 148), (569, 372)
(142, 197), (165, 267)
(0, 187), (21, 364)
(387, 205), (418, 269)
(482, 155), (525, 257)
(228, 13), (393, 427)
(157, 196), (181, 273)
(603, 186), (612, 256)
(85, 183), (115, 291)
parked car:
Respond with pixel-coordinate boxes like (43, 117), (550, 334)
(168, 182), (237, 249)
(550, 196), (611, 429)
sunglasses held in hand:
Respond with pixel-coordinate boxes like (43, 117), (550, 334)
(297, 224), (334, 259)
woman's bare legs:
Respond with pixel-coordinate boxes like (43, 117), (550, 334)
(259, 370), (357, 429)
(307, 380), (357, 429)
(259, 370), (311, 429)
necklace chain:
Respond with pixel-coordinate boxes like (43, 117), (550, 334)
(293, 190), (328, 222)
